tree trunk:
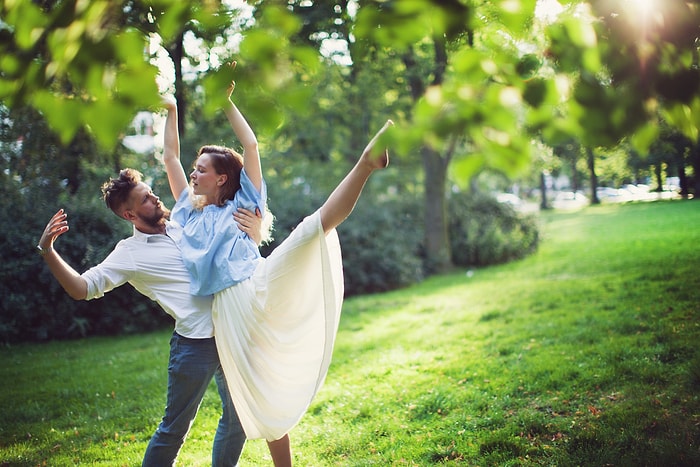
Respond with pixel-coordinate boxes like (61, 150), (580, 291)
(540, 172), (549, 210)
(422, 145), (452, 274)
(587, 147), (599, 204)
(571, 152), (579, 193)
(402, 38), (453, 275)
(167, 32), (186, 137)
(652, 163), (663, 192)
(691, 138), (700, 196)
(678, 164), (689, 199)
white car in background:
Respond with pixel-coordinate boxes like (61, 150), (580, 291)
(552, 191), (589, 209)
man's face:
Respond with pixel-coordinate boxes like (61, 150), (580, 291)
(124, 182), (169, 230)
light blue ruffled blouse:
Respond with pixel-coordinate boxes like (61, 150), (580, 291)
(171, 169), (267, 296)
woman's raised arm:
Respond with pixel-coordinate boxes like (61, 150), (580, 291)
(161, 95), (189, 199)
(223, 68), (262, 193)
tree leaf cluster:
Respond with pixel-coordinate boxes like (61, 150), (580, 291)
(0, 0), (161, 147)
(545, 0), (700, 148)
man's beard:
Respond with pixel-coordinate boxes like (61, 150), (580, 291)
(141, 206), (171, 229)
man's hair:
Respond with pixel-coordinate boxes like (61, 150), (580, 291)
(102, 168), (142, 216)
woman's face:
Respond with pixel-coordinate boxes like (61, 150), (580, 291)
(190, 153), (225, 201)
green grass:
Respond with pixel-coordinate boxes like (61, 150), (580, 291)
(2, 200), (700, 466)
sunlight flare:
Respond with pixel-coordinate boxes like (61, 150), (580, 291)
(635, 0), (657, 16)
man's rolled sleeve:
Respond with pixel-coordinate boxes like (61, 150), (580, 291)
(81, 242), (134, 301)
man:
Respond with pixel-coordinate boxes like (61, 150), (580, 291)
(37, 168), (263, 466)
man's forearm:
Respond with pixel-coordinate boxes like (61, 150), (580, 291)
(42, 250), (88, 300)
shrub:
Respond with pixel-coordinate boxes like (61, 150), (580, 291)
(448, 191), (539, 267)
(264, 177), (424, 296)
(2, 165), (539, 343)
(0, 175), (170, 344)
(336, 196), (424, 296)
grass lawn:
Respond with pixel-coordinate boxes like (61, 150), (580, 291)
(1, 200), (699, 466)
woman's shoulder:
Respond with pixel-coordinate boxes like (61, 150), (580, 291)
(201, 199), (237, 219)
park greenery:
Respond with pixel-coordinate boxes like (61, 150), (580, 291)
(1, 200), (698, 465)
(0, 0), (698, 343)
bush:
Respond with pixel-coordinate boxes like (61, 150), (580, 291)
(448, 191), (539, 267)
(264, 176), (424, 296)
(264, 181), (540, 296)
(0, 175), (170, 344)
(337, 196), (424, 296)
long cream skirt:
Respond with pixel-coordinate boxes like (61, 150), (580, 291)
(212, 210), (344, 441)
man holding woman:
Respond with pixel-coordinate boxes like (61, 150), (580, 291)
(37, 173), (263, 466)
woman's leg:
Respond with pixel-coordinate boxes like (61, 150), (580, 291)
(267, 434), (292, 467)
(320, 120), (393, 234)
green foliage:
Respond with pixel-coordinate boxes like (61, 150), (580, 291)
(594, 145), (635, 187)
(0, 1), (160, 148)
(336, 196), (424, 296)
(262, 164), (424, 296)
(449, 191), (540, 267)
(0, 166), (170, 344)
(544, 1), (700, 148)
(2, 0), (700, 159)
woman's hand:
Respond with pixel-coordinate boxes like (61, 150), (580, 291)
(227, 61), (237, 99)
(161, 95), (177, 111)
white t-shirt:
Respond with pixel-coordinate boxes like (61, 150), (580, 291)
(81, 221), (215, 338)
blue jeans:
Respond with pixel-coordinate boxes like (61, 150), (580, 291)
(142, 332), (246, 467)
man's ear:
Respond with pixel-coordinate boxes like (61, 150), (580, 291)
(122, 209), (137, 222)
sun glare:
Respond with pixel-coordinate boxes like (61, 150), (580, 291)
(636, 0), (657, 16)
(535, 0), (564, 22)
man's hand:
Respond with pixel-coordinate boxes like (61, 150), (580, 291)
(234, 207), (263, 245)
(38, 209), (69, 253)
(37, 209), (88, 300)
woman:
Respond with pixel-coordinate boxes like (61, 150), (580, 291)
(160, 78), (392, 466)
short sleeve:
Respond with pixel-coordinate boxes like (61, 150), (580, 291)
(237, 169), (267, 216)
(171, 187), (194, 227)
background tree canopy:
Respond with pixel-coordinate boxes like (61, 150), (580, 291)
(1, 0), (698, 342)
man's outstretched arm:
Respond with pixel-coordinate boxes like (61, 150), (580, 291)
(37, 209), (88, 300)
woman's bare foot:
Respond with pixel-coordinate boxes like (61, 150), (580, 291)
(360, 120), (394, 170)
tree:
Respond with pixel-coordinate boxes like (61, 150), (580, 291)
(0, 0), (161, 148)
(121, 0), (251, 136)
(648, 125), (695, 194)
(0, 0), (256, 148)
(553, 139), (582, 194)
(585, 146), (600, 204)
(3, 0), (700, 277)
(665, 130), (694, 198)
(350, 0), (538, 272)
(544, 1), (700, 169)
